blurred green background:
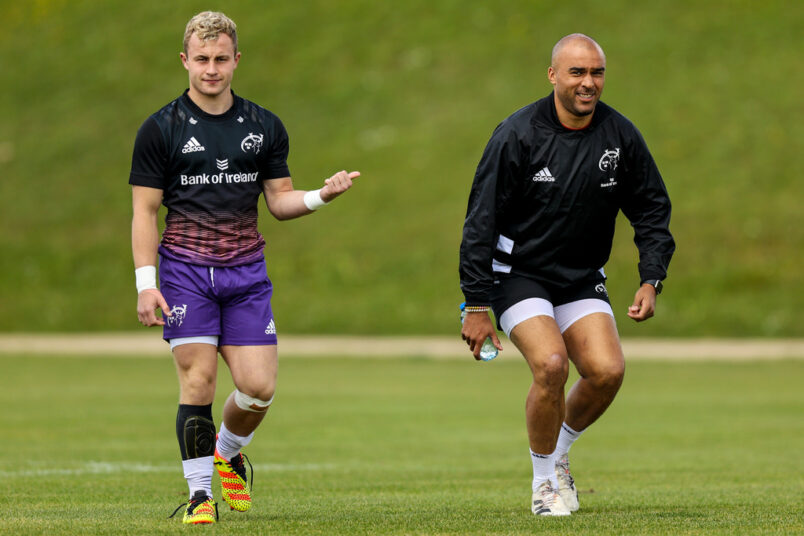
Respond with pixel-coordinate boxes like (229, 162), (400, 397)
(1, 0), (801, 337)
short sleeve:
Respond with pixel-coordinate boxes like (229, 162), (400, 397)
(129, 116), (167, 189)
(260, 114), (291, 180)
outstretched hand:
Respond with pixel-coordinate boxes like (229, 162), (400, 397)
(627, 284), (657, 322)
(137, 288), (171, 327)
(320, 170), (360, 202)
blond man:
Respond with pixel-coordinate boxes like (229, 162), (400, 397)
(130, 11), (359, 524)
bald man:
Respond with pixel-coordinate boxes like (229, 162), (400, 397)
(459, 34), (674, 516)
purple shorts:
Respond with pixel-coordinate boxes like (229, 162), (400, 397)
(159, 256), (278, 346)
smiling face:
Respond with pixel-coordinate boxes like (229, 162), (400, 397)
(548, 36), (606, 129)
(180, 32), (240, 107)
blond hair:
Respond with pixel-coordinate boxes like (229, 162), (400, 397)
(183, 11), (238, 54)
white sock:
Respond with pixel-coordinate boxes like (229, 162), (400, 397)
(555, 423), (583, 459)
(182, 456), (214, 498)
(530, 449), (559, 491)
(216, 422), (255, 461)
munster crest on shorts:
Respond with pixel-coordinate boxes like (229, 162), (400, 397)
(598, 148), (621, 172)
(168, 304), (188, 327)
(241, 133), (264, 155)
(595, 283), (608, 297)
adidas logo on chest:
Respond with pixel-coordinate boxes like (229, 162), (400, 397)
(532, 167), (555, 182)
(182, 137), (206, 154)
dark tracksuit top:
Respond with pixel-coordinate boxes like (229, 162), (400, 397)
(459, 93), (675, 306)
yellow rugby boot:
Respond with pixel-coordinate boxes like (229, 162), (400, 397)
(168, 490), (218, 524)
(214, 449), (253, 512)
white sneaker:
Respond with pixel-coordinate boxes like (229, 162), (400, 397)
(531, 480), (571, 516)
(555, 453), (579, 512)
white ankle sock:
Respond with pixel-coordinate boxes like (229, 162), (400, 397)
(182, 456), (214, 498)
(530, 449), (559, 492)
(216, 422), (254, 461)
(555, 423), (583, 458)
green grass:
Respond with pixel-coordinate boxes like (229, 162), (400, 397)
(1, 353), (802, 535)
(0, 1), (802, 337)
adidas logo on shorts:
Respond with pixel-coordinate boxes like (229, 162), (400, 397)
(182, 137), (206, 153)
(264, 320), (276, 335)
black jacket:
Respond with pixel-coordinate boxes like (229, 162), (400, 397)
(460, 93), (675, 305)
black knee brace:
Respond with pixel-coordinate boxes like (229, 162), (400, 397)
(176, 404), (215, 460)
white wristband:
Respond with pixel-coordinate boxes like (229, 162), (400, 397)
(303, 188), (329, 211)
(135, 265), (157, 294)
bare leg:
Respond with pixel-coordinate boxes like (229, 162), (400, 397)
(219, 344), (278, 436)
(173, 343), (219, 404)
(510, 316), (569, 454)
(172, 342), (219, 499)
(562, 313), (625, 432)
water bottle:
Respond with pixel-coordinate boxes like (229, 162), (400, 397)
(459, 302), (499, 361)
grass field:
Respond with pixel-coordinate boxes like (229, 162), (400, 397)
(3, 353), (802, 535)
(1, 1), (802, 337)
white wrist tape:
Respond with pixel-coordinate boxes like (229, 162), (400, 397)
(135, 265), (157, 293)
(303, 188), (329, 211)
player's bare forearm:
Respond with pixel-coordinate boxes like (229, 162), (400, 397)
(132, 214), (160, 268)
(263, 185), (309, 220)
(263, 171), (360, 220)
(131, 185), (170, 326)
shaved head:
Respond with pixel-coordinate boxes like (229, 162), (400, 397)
(547, 33), (607, 128)
(551, 33), (605, 69)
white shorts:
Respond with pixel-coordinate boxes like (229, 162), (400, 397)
(499, 298), (614, 338)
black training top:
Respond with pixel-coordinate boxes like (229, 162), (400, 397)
(129, 90), (291, 267)
(459, 93), (675, 306)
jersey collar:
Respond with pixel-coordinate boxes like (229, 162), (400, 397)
(180, 89), (240, 123)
